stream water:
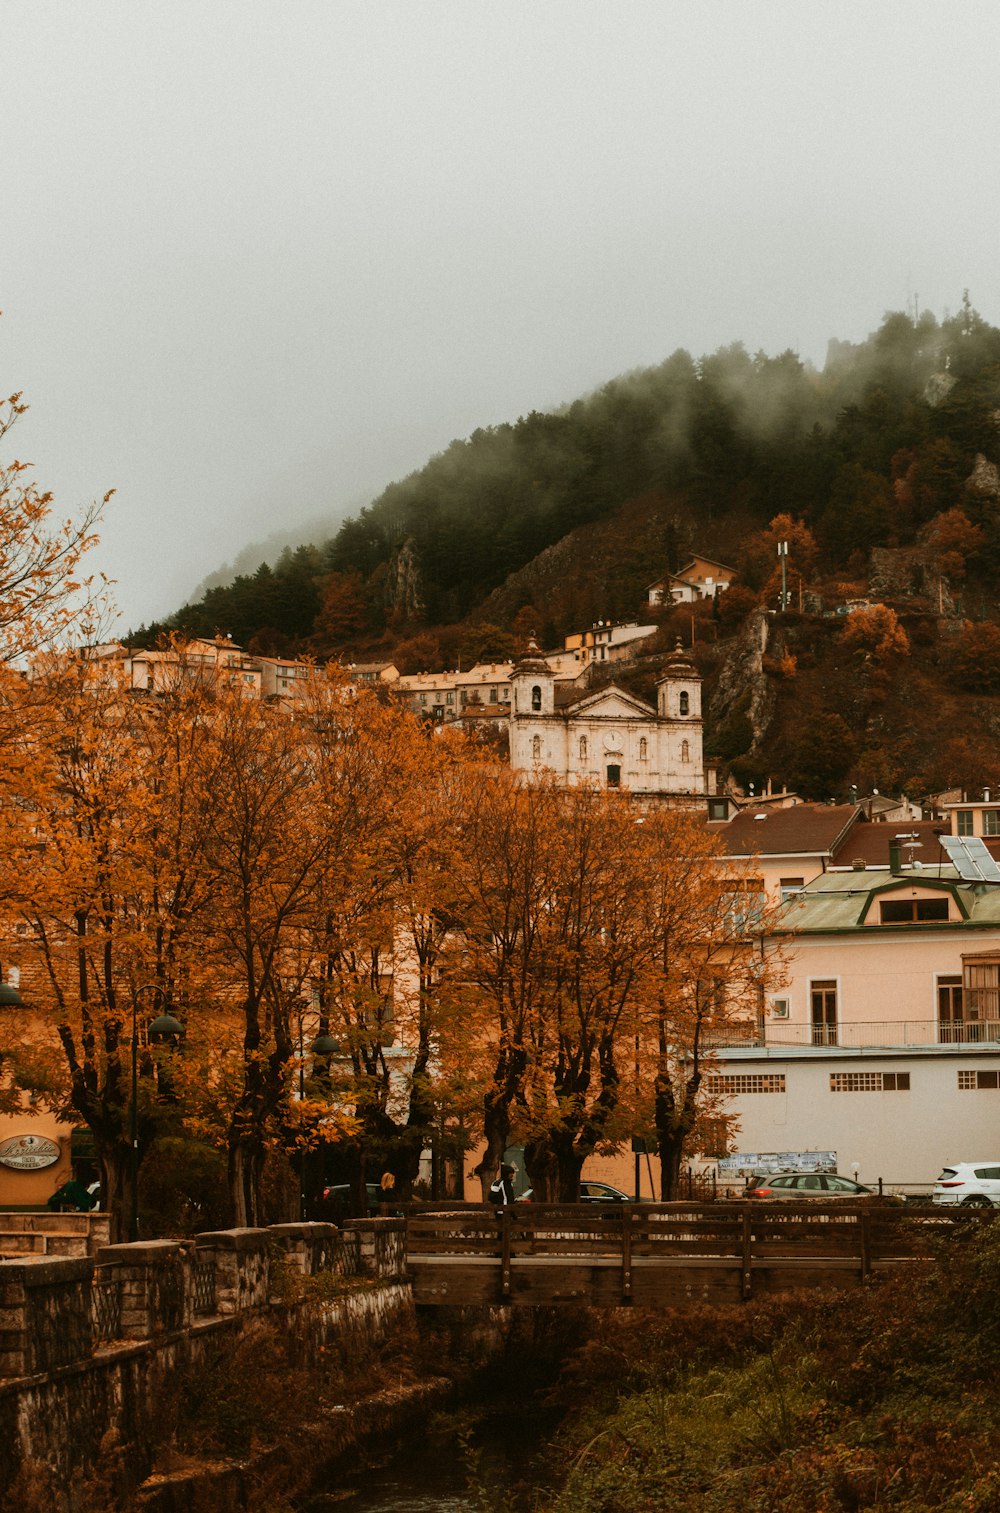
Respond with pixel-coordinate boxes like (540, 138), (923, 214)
(300, 1401), (558, 1513)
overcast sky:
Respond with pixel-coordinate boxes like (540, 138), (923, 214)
(5, 3), (1000, 632)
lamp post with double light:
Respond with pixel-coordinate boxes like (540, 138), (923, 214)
(128, 984), (184, 1243)
(295, 1001), (339, 1220)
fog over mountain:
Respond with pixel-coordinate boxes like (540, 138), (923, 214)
(5, 4), (1000, 629)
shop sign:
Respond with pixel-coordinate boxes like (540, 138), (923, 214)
(0, 1134), (61, 1171)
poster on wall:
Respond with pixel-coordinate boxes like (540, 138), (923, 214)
(717, 1150), (837, 1176)
(0, 1134), (61, 1170)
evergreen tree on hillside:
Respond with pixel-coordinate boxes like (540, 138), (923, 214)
(135, 304), (1000, 665)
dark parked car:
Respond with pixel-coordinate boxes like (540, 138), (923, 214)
(742, 1172), (875, 1200)
(519, 1181), (642, 1203)
(320, 1182), (382, 1217)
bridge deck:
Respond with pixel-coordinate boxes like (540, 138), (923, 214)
(407, 1201), (975, 1307)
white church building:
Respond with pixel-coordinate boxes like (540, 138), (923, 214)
(508, 639), (717, 803)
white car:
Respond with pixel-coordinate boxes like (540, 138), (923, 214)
(932, 1162), (1000, 1207)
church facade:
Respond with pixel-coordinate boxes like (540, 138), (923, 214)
(508, 641), (716, 803)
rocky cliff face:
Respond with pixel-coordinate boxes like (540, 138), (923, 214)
(708, 606), (775, 757)
(385, 539), (424, 620)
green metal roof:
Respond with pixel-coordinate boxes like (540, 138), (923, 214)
(773, 866), (1000, 936)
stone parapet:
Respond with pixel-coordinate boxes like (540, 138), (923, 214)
(0, 1255), (94, 1377)
(268, 1221), (340, 1279)
(0, 1211), (110, 1256)
(344, 1218), (407, 1281)
(95, 1239), (193, 1339)
(194, 1228), (270, 1315)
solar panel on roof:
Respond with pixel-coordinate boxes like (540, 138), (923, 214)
(940, 835), (1000, 883)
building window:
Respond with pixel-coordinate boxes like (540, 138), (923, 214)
(938, 975), (964, 1043)
(985, 810), (1000, 837)
(962, 955), (1000, 1033)
(531, 685), (542, 711)
(532, 735), (542, 761)
(958, 1070), (1000, 1089)
(446, 692), (454, 705)
(810, 979), (838, 1046)
(706, 1074), (786, 1094)
(779, 877), (805, 902)
(879, 898), (950, 924)
(722, 884), (765, 937)
(639, 737), (647, 761)
(707, 798), (728, 820)
(830, 1072), (910, 1092)
(957, 810), (974, 836)
(679, 691), (690, 716)
(606, 764), (621, 788)
(579, 736), (587, 761)
(680, 739), (690, 763)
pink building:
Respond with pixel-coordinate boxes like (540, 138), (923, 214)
(710, 838), (1000, 1193)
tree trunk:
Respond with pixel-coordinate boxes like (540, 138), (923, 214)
(472, 1042), (526, 1198)
(228, 1138), (262, 1228)
(654, 1066), (700, 1200)
(99, 1143), (132, 1244)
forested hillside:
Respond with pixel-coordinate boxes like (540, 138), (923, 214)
(136, 298), (1000, 799)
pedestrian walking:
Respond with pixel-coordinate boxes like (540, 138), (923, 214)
(489, 1162), (517, 1205)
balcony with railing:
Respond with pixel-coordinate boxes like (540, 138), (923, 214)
(705, 1019), (1000, 1051)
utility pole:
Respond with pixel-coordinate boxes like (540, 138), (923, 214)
(777, 540), (789, 612)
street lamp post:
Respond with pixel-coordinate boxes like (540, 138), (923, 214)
(298, 1020), (339, 1220)
(128, 984), (184, 1243)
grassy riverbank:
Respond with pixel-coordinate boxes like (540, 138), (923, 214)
(527, 1218), (1000, 1512)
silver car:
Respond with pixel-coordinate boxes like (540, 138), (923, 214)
(743, 1172), (875, 1199)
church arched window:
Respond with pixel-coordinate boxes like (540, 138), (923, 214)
(679, 691), (690, 716)
(531, 685), (542, 711)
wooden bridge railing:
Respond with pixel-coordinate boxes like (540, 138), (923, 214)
(406, 1201), (984, 1308)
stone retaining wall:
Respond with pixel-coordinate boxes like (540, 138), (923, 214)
(0, 1218), (410, 1505)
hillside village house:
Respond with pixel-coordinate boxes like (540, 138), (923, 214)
(647, 555), (735, 607)
(508, 638), (716, 802)
(392, 622), (660, 727)
(395, 662), (513, 722)
(348, 660), (400, 689)
(71, 636), (317, 705)
(560, 621), (658, 668)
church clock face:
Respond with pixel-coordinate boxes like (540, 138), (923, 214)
(602, 731), (623, 755)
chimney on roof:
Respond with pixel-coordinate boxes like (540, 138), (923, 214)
(889, 840), (902, 875)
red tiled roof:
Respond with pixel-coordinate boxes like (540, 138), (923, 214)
(717, 803), (860, 857)
(830, 820), (949, 869)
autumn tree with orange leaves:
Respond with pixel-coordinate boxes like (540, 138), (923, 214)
(450, 773), (781, 1202)
(0, 655), (225, 1240)
(298, 707), (480, 1208)
(634, 808), (782, 1199)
